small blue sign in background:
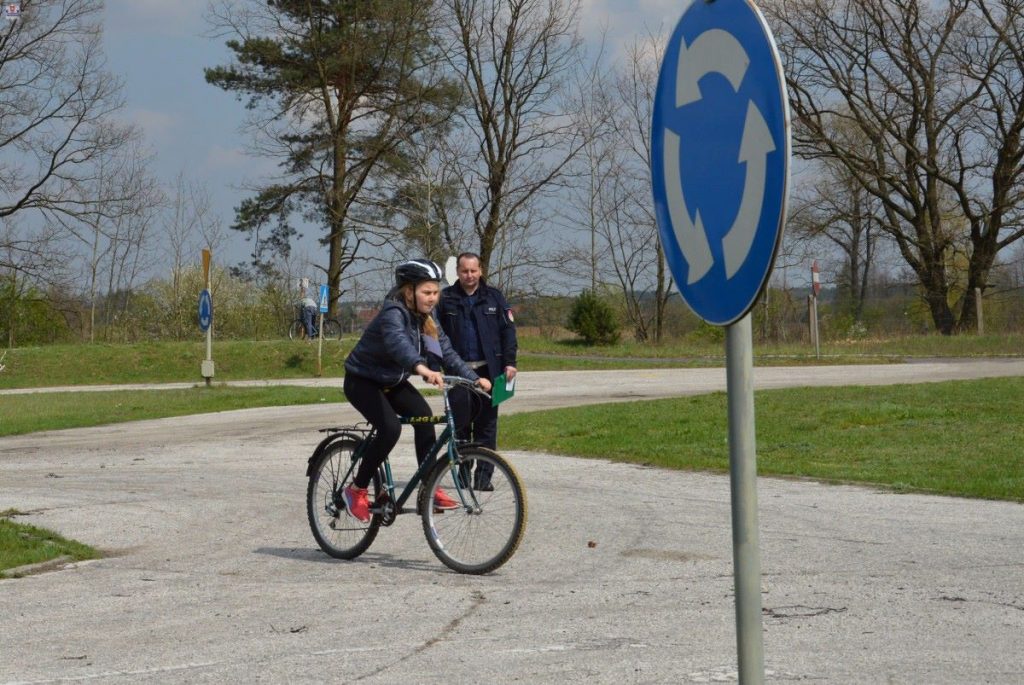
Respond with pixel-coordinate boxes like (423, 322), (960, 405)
(318, 284), (329, 313)
(198, 289), (213, 332)
(651, 0), (789, 326)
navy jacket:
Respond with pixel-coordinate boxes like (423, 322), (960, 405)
(345, 299), (479, 387)
(438, 280), (518, 379)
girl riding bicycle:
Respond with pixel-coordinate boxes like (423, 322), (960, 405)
(342, 259), (492, 522)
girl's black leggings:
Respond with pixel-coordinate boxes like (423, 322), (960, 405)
(343, 373), (436, 489)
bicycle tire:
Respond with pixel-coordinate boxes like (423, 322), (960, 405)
(419, 446), (527, 574)
(322, 318), (343, 340)
(288, 320), (304, 341)
(307, 439), (381, 559)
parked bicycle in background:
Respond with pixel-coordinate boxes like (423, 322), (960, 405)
(287, 305), (343, 340)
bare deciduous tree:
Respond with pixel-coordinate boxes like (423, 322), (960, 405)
(765, 0), (1024, 334)
(163, 172), (228, 338)
(0, 0), (127, 225)
(439, 0), (587, 280)
(612, 36), (673, 342)
(54, 128), (163, 341)
(0, 0), (156, 343)
(788, 156), (883, 325)
(378, 115), (470, 264)
(561, 34), (672, 342)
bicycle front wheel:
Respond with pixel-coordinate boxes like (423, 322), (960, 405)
(307, 439), (381, 559)
(288, 320), (304, 341)
(420, 446), (527, 574)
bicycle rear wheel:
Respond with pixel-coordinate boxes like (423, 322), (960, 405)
(288, 320), (304, 340)
(307, 439), (381, 559)
(322, 318), (343, 340)
(420, 446), (526, 574)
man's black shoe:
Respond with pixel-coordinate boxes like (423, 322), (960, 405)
(474, 478), (494, 492)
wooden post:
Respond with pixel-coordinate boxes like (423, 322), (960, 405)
(808, 295), (820, 358)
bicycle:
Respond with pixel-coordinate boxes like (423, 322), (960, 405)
(305, 376), (527, 574)
(288, 306), (342, 341)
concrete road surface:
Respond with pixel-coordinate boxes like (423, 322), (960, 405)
(2, 363), (1023, 683)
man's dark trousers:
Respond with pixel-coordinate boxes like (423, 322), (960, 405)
(452, 368), (498, 487)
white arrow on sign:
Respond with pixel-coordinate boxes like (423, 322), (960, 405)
(676, 29), (749, 106)
(723, 101), (776, 278)
(664, 130), (713, 284)
(665, 26), (776, 283)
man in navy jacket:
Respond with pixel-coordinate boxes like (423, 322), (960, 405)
(438, 253), (518, 490)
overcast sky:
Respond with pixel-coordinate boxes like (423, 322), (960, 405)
(100, 0), (683, 275)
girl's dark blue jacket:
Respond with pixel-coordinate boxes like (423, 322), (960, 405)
(344, 299), (479, 387)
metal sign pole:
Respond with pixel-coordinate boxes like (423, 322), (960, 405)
(200, 249), (215, 387)
(726, 312), (764, 684)
(205, 267), (213, 380)
(316, 284), (329, 377)
(316, 311), (324, 377)
(650, 3), (786, 681)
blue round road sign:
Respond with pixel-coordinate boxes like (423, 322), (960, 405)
(198, 289), (213, 332)
(651, 0), (789, 326)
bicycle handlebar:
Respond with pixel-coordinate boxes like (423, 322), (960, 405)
(441, 375), (491, 399)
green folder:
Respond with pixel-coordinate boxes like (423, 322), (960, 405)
(491, 372), (516, 407)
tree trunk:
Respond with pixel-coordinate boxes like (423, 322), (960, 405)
(326, 133), (350, 319)
(922, 280), (955, 335)
(956, 222), (1001, 333)
(478, 169), (506, 273)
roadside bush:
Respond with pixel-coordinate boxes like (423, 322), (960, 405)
(0, 279), (75, 346)
(567, 290), (620, 345)
(687, 320), (725, 345)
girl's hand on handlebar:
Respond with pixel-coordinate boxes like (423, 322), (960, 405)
(476, 377), (492, 393)
(415, 364), (444, 388)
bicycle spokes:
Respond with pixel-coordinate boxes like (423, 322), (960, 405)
(421, 447), (527, 574)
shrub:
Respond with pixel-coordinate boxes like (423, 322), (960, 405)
(567, 290), (620, 345)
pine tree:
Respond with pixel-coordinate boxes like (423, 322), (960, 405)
(205, 0), (459, 312)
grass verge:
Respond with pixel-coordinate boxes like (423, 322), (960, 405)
(0, 339), (355, 389)
(2, 376), (1022, 502)
(502, 376), (1024, 502)
(0, 512), (100, 576)
(0, 386), (346, 437)
(4, 333), (1024, 389)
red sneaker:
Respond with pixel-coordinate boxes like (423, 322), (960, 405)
(342, 485), (371, 523)
(433, 488), (459, 510)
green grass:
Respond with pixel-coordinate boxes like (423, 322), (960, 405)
(518, 331), (1024, 363)
(0, 386), (346, 437)
(4, 333), (1024, 389)
(0, 339), (356, 389)
(502, 376), (1024, 502)
(0, 512), (100, 575)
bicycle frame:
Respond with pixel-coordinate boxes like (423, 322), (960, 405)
(381, 414), (457, 514)
(308, 378), (475, 516)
